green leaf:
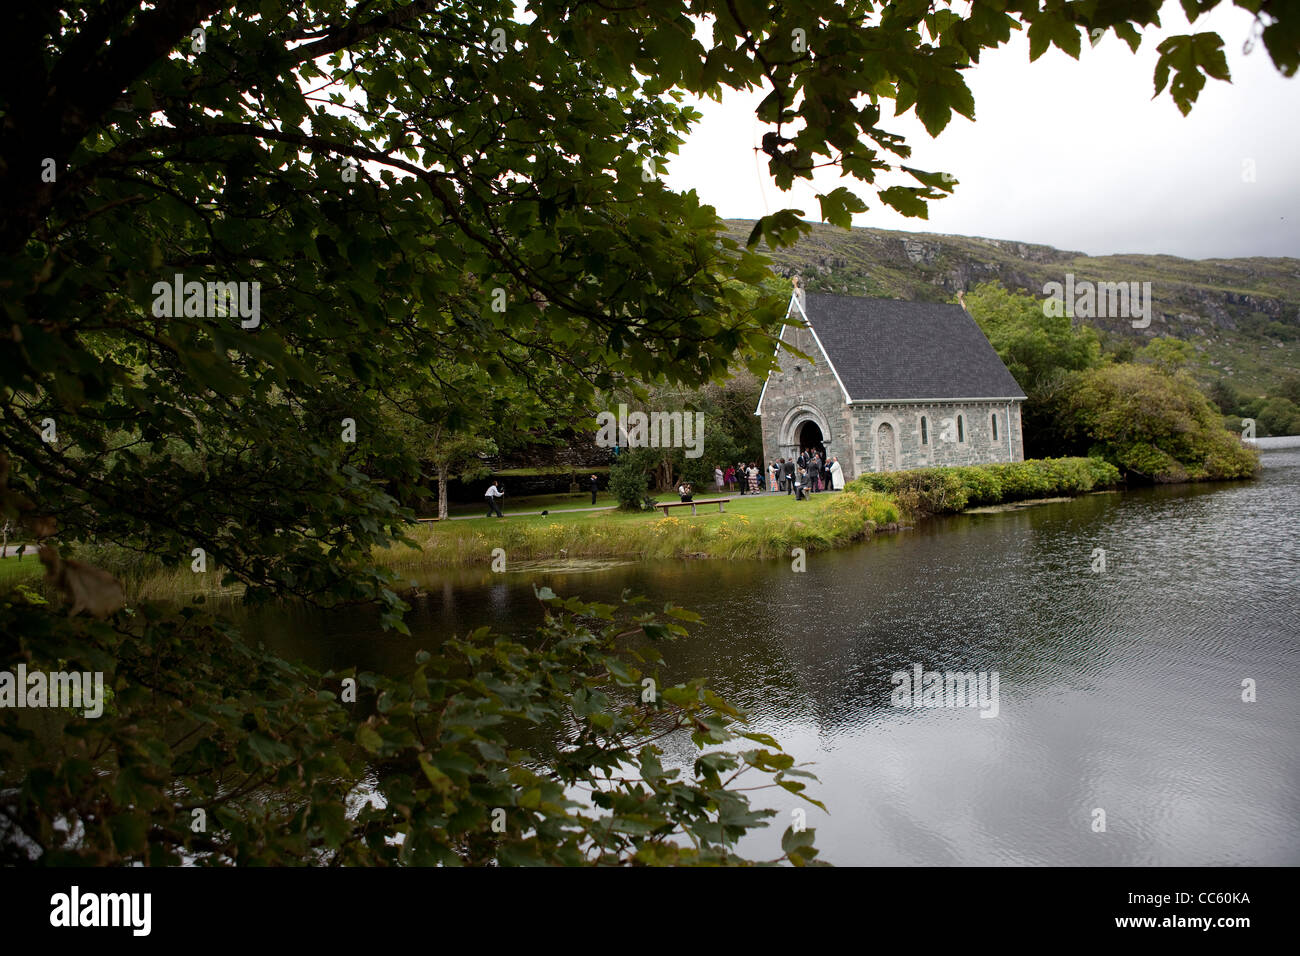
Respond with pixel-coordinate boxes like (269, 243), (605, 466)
(355, 724), (384, 754)
(781, 825), (816, 855)
(879, 186), (930, 219)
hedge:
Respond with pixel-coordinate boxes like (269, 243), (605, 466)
(845, 457), (1121, 516)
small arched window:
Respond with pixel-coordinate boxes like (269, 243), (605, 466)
(991, 413), (999, 441)
(920, 416), (929, 445)
(957, 415), (965, 443)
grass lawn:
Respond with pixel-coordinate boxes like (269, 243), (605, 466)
(440, 483), (809, 519)
(383, 488), (887, 571)
(442, 490), (620, 517)
(448, 489), (822, 526)
(0, 556), (42, 588)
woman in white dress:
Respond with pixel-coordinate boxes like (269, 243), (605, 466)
(829, 456), (845, 491)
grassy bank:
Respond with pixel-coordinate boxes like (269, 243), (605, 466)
(399, 458), (1123, 573)
(4, 457), (1128, 602)
(385, 489), (902, 570)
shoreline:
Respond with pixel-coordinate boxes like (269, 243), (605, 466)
(6, 455), (1261, 601)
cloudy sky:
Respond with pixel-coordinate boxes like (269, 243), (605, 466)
(663, 5), (1298, 260)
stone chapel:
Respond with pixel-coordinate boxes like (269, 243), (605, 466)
(755, 284), (1027, 480)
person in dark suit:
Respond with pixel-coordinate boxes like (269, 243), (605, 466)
(783, 457), (796, 494)
(589, 473), (599, 505)
(793, 467), (808, 500)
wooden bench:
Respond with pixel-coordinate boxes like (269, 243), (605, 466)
(656, 497), (730, 517)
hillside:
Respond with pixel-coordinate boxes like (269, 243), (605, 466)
(724, 220), (1300, 395)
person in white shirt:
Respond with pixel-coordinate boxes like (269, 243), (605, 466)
(485, 480), (505, 518)
(830, 456), (845, 491)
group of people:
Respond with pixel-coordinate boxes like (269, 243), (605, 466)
(713, 450), (844, 501)
(720, 462), (765, 495)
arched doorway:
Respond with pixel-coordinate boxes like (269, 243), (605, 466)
(798, 420), (825, 458)
(777, 403), (832, 462)
(877, 422), (898, 472)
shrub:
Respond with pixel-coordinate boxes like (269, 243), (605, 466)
(988, 461), (1049, 498)
(1256, 396), (1300, 437)
(1058, 363), (1259, 481)
(849, 467), (970, 514)
(846, 457), (1121, 517)
(952, 466), (1003, 506)
(608, 458), (650, 511)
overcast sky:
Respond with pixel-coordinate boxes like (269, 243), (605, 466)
(663, 5), (1298, 260)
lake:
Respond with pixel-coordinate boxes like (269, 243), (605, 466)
(248, 448), (1300, 866)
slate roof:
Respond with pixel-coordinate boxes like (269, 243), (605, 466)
(795, 292), (1026, 402)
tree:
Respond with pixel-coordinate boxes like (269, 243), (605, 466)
(1277, 374), (1300, 407)
(597, 371), (762, 492)
(393, 415), (497, 520)
(1137, 337), (1195, 375)
(1056, 363), (1259, 481)
(963, 281), (1101, 456)
(377, 360), (545, 520)
(2, 0), (1293, 866)
(965, 281), (1102, 388)
(1255, 396), (1300, 437)
(1206, 378), (1241, 416)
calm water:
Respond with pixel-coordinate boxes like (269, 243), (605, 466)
(249, 449), (1300, 866)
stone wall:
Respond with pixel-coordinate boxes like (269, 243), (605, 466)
(849, 401), (1023, 474)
